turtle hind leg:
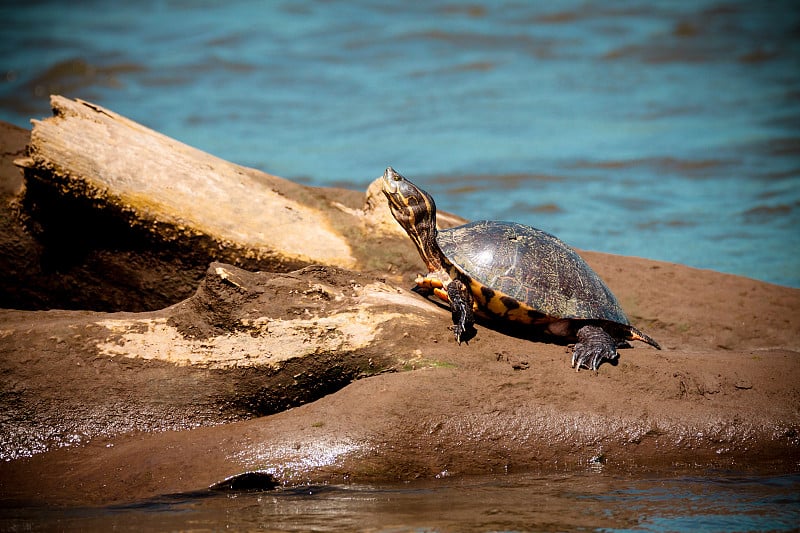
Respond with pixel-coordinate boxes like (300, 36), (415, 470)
(446, 279), (477, 344)
(572, 325), (619, 371)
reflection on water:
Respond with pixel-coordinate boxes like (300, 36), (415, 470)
(1, 1), (799, 286)
(2, 471), (798, 532)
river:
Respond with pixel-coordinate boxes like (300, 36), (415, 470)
(3, 470), (799, 531)
(1, 0), (798, 286)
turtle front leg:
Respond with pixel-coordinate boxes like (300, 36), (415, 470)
(446, 279), (477, 344)
(572, 325), (619, 371)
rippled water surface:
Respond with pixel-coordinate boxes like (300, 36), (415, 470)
(1, 1), (799, 286)
(3, 471), (799, 532)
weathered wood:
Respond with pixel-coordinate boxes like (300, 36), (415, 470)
(4, 96), (427, 311)
(2, 97), (460, 311)
(16, 96), (356, 269)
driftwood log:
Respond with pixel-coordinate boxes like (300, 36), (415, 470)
(6, 95), (446, 311)
(18, 96), (358, 268)
(0, 97), (798, 506)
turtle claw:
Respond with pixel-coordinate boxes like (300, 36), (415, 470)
(451, 322), (477, 345)
(572, 325), (619, 371)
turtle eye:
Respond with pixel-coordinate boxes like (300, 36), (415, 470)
(385, 167), (402, 182)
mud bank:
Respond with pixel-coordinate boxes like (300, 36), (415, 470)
(0, 108), (798, 507)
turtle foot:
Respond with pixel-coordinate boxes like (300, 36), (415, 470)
(572, 325), (619, 371)
(451, 322), (477, 345)
(446, 279), (476, 344)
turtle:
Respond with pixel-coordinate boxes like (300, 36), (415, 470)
(381, 166), (661, 371)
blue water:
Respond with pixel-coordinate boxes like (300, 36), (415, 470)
(1, 0), (799, 288)
(2, 471), (799, 532)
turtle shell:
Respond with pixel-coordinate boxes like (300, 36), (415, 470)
(437, 220), (629, 325)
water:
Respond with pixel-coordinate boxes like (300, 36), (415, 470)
(1, 0), (798, 287)
(2, 471), (799, 532)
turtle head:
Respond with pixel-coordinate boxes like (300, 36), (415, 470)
(381, 167), (444, 272)
(381, 167), (437, 233)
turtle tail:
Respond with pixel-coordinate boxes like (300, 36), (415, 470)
(627, 326), (661, 350)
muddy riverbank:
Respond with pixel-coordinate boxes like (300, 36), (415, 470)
(0, 117), (798, 507)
